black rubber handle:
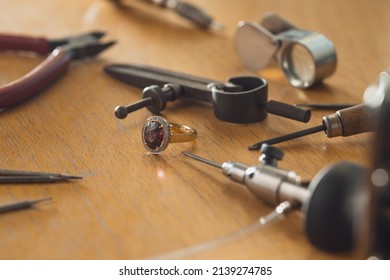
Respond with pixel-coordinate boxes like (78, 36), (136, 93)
(267, 100), (311, 123)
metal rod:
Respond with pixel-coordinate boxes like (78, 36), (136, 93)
(114, 97), (153, 119)
(181, 151), (222, 169)
(248, 124), (326, 150)
(295, 103), (356, 110)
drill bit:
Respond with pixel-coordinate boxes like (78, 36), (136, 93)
(182, 151), (222, 168)
(182, 151), (308, 206)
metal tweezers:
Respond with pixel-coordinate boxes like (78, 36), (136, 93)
(0, 197), (51, 214)
(0, 169), (81, 214)
(0, 169), (82, 183)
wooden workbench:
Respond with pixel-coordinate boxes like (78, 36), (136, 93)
(0, 0), (389, 260)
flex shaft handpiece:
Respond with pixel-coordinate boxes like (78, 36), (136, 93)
(182, 147), (309, 206)
(182, 146), (368, 252)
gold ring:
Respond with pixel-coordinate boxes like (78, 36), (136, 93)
(142, 116), (197, 154)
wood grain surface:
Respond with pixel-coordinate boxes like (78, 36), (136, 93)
(0, 0), (389, 260)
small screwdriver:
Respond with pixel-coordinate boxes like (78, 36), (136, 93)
(248, 103), (375, 150)
(182, 149), (309, 206)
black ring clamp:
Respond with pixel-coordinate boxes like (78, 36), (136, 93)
(105, 64), (311, 124)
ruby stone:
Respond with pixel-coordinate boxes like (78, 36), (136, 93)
(144, 121), (165, 150)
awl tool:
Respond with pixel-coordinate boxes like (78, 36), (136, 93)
(248, 103), (375, 150)
(248, 70), (390, 150)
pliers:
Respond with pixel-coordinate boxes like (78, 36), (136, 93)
(0, 31), (115, 109)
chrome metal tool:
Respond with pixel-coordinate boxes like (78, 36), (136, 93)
(235, 13), (337, 88)
(182, 146), (367, 252)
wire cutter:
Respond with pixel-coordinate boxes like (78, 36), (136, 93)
(0, 31), (115, 109)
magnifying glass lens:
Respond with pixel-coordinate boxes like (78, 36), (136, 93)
(283, 44), (315, 88)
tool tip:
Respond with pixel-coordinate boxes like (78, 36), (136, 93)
(89, 40), (116, 57)
(103, 64), (123, 76)
(248, 143), (261, 150)
(103, 65), (113, 73)
(69, 175), (83, 180)
(29, 196), (52, 206)
(90, 31), (106, 39)
(209, 21), (225, 31)
(103, 40), (117, 50)
(58, 174), (83, 180)
(182, 151), (223, 169)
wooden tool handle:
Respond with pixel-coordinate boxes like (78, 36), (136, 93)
(338, 104), (375, 136)
(323, 104), (375, 138)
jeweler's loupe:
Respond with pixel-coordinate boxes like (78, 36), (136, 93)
(234, 13), (337, 89)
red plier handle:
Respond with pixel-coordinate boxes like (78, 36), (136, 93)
(0, 34), (71, 109)
(0, 34), (51, 54)
(0, 32), (115, 109)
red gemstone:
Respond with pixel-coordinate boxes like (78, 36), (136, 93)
(144, 121), (165, 150)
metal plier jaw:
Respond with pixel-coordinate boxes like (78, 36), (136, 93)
(55, 32), (115, 60)
(0, 31), (115, 109)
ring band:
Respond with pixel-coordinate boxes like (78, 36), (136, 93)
(142, 116), (197, 154)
